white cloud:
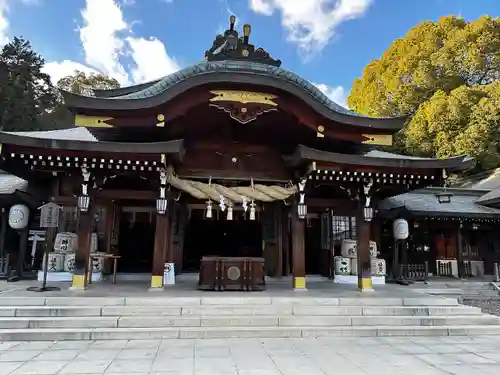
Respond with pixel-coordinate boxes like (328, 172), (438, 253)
(0, 0), (10, 47)
(0, 0), (44, 47)
(314, 83), (348, 108)
(249, 0), (373, 56)
(44, 0), (179, 87)
(127, 36), (179, 83)
(78, 0), (130, 84)
(42, 60), (97, 85)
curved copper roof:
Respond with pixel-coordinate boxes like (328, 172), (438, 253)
(92, 80), (161, 98)
(62, 60), (407, 130)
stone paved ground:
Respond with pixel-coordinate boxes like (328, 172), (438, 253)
(1, 336), (500, 375)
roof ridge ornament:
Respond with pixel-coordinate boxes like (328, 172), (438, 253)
(205, 15), (281, 67)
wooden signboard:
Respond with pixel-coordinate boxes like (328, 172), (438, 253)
(38, 203), (62, 228)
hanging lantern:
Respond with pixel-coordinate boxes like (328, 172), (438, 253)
(8, 204), (30, 230)
(227, 205), (233, 221)
(77, 195), (90, 213)
(206, 200), (213, 219)
(156, 197), (168, 215)
(249, 201), (256, 221)
(297, 203), (307, 220)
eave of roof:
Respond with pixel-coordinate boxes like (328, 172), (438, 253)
(0, 129), (185, 156)
(475, 187), (500, 206)
(379, 187), (500, 219)
(288, 145), (474, 171)
(2, 128), (98, 142)
(0, 173), (28, 195)
(61, 60), (408, 131)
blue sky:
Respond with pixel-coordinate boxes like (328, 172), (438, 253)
(0, 0), (498, 107)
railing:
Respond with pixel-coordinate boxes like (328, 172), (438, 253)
(436, 260), (454, 277)
(399, 262), (428, 282)
(0, 253), (10, 278)
(460, 261), (474, 278)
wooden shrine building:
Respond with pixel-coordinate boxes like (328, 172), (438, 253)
(0, 17), (473, 291)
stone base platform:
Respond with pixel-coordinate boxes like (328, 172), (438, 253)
(1, 279), (500, 341)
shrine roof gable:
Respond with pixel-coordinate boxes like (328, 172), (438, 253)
(61, 60), (407, 131)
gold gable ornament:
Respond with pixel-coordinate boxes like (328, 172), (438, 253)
(75, 115), (113, 128)
(209, 90), (278, 106)
(361, 134), (393, 146)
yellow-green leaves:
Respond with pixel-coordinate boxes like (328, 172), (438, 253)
(348, 15), (500, 171)
(57, 71), (120, 96)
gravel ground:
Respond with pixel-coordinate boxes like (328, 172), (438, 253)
(461, 297), (500, 316)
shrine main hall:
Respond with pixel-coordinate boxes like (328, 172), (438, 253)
(0, 17), (472, 292)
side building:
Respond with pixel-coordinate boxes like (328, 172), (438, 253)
(379, 170), (500, 279)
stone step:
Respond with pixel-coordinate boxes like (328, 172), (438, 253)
(0, 314), (497, 329)
(0, 304), (479, 317)
(0, 316), (118, 329)
(2, 324), (500, 341)
(0, 296), (460, 307)
(463, 291), (500, 297)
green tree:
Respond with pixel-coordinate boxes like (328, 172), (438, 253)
(57, 71), (120, 96)
(348, 15), (500, 169)
(0, 37), (60, 131)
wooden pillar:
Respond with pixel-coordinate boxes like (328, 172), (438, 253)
(71, 211), (93, 290)
(457, 222), (464, 278)
(357, 210), (373, 292)
(104, 202), (115, 254)
(150, 212), (171, 290)
(276, 208), (283, 278)
(291, 205), (306, 290)
(111, 204), (121, 255)
(0, 208), (7, 261)
(164, 211), (173, 265)
(16, 227), (29, 278)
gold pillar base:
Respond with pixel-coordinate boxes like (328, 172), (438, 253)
(293, 276), (307, 291)
(69, 274), (86, 291)
(149, 275), (164, 290)
(358, 276), (374, 292)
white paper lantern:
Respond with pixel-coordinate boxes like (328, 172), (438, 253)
(334, 256), (351, 275)
(393, 219), (409, 240)
(8, 204), (30, 230)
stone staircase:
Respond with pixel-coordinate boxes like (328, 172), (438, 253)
(459, 282), (500, 298)
(1, 295), (500, 341)
(409, 281), (500, 316)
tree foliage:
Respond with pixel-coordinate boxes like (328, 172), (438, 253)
(347, 15), (500, 170)
(57, 71), (120, 96)
(0, 37), (60, 131)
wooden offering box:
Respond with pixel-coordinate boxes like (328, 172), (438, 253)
(198, 256), (266, 291)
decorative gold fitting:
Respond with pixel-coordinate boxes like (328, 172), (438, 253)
(156, 113), (165, 127)
(317, 125), (325, 138)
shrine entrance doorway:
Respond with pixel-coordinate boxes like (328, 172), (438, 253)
(117, 206), (155, 273)
(182, 209), (262, 273)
